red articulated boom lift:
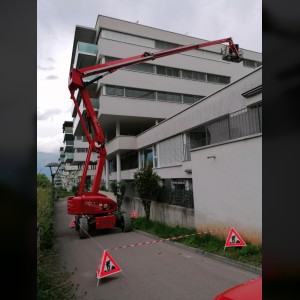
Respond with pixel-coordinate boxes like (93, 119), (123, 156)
(67, 37), (243, 239)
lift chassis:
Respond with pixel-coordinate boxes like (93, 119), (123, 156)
(67, 37), (242, 238)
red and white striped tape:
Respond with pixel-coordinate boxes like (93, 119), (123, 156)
(106, 226), (230, 251)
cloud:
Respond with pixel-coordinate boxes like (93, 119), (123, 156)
(36, 0), (262, 154)
(37, 133), (64, 153)
(45, 75), (59, 80)
(37, 108), (63, 120)
(37, 65), (55, 71)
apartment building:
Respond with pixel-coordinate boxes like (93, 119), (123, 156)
(60, 15), (262, 241)
(135, 67), (262, 242)
(60, 121), (88, 191)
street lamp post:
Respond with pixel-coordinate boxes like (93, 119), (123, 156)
(45, 162), (60, 203)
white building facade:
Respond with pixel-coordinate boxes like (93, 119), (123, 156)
(63, 15), (262, 243)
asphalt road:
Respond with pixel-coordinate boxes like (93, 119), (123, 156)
(54, 198), (258, 300)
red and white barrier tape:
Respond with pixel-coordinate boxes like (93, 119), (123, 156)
(106, 226), (230, 251)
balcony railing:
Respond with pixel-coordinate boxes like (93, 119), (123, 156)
(73, 42), (98, 69)
(77, 42), (98, 55)
(73, 98), (99, 134)
(184, 103), (262, 160)
(158, 187), (194, 209)
(64, 127), (73, 134)
(64, 141), (74, 152)
(124, 185), (194, 209)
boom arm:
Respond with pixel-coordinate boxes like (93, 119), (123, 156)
(68, 37), (242, 196)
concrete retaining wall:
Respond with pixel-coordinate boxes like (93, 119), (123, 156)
(122, 196), (195, 229)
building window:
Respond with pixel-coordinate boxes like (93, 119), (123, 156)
(121, 151), (138, 171)
(155, 40), (179, 49)
(183, 94), (204, 104)
(193, 72), (206, 81)
(106, 84), (204, 105)
(125, 63), (154, 73)
(125, 88), (155, 100)
(109, 158), (117, 174)
(207, 74), (219, 83)
(182, 95), (194, 104)
(219, 76), (230, 84)
(153, 144), (159, 168)
(182, 70), (193, 79)
(189, 126), (210, 148)
(187, 103), (262, 150)
(140, 147), (153, 168)
(157, 92), (181, 103)
(243, 59), (262, 68)
(106, 85), (124, 96)
(157, 66), (180, 77)
(158, 135), (184, 167)
(105, 56), (230, 85)
(76, 148), (88, 153)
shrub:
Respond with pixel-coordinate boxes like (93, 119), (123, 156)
(37, 187), (54, 250)
(133, 167), (161, 220)
(37, 174), (51, 188)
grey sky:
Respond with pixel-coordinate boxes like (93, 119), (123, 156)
(37, 0), (262, 153)
(37, 109), (63, 121)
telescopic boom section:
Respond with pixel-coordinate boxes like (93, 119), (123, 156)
(68, 37), (241, 196)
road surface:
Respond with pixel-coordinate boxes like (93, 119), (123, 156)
(54, 198), (259, 300)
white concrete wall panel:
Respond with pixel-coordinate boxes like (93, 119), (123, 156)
(106, 136), (137, 154)
(99, 96), (188, 119)
(191, 136), (262, 243)
(137, 68), (262, 149)
(97, 15), (261, 62)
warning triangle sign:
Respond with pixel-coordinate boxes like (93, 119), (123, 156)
(69, 217), (75, 228)
(130, 210), (138, 218)
(225, 228), (247, 248)
(96, 251), (122, 280)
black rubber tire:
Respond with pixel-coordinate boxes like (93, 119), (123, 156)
(121, 213), (132, 232)
(79, 217), (89, 239)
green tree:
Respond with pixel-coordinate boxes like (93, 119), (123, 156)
(37, 174), (51, 188)
(110, 180), (126, 212)
(71, 184), (78, 196)
(133, 166), (161, 220)
(71, 177), (91, 196)
(84, 176), (91, 192)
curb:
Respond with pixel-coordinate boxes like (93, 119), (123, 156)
(133, 229), (262, 275)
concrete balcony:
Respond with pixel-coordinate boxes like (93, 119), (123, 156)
(65, 164), (78, 171)
(109, 172), (117, 181)
(65, 152), (74, 163)
(63, 127), (73, 143)
(73, 138), (89, 148)
(73, 42), (98, 70)
(72, 152), (98, 164)
(87, 169), (96, 176)
(73, 98), (99, 135)
(106, 135), (137, 156)
(64, 140), (74, 152)
(121, 168), (138, 180)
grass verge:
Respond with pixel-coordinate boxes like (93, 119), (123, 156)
(131, 218), (262, 268)
(37, 187), (79, 300)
